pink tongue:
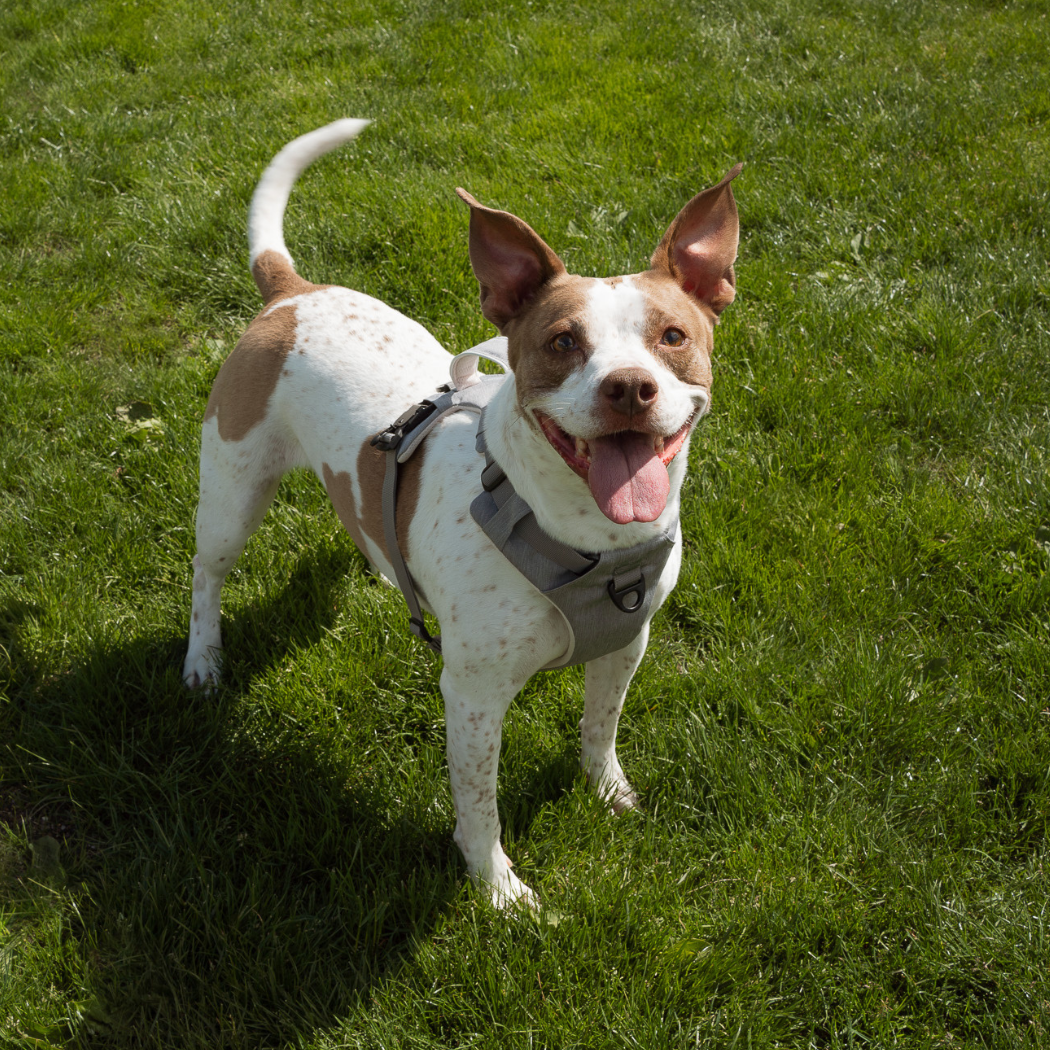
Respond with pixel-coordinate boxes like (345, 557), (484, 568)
(587, 431), (670, 524)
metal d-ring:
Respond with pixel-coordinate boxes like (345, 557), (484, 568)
(608, 572), (646, 613)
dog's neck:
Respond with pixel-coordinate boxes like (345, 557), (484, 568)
(482, 376), (688, 553)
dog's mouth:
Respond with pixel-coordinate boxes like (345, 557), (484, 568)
(534, 412), (693, 525)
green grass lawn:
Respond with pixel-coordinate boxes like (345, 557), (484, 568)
(2, 0), (1049, 1045)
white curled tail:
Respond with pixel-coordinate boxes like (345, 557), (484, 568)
(247, 118), (370, 270)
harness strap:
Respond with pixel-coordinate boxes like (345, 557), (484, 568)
(476, 426), (597, 576)
(490, 476), (596, 574)
(370, 339), (510, 656)
(377, 404), (443, 654)
(371, 335), (677, 668)
(469, 418), (677, 669)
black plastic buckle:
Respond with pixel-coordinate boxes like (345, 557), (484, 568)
(608, 573), (646, 613)
(370, 401), (436, 452)
(410, 617), (442, 655)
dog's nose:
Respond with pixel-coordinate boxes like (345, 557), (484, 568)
(600, 368), (659, 418)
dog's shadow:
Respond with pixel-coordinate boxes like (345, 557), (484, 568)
(4, 544), (565, 1046)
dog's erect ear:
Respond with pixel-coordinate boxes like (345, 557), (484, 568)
(456, 189), (566, 330)
(650, 164), (742, 316)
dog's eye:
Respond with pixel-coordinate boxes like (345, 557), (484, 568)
(549, 332), (577, 353)
(661, 328), (686, 348)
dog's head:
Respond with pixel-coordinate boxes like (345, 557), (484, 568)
(457, 168), (740, 525)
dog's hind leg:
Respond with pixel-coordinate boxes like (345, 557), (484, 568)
(579, 626), (650, 814)
(183, 419), (288, 688)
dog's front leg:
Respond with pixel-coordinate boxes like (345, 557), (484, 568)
(580, 624), (651, 814)
(440, 666), (538, 911)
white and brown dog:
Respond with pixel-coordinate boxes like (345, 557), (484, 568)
(184, 119), (740, 909)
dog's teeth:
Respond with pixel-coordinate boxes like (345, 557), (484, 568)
(575, 437), (588, 459)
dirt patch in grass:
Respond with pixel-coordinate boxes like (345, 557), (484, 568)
(0, 783), (99, 880)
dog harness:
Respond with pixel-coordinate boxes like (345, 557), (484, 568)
(371, 337), (678, 669)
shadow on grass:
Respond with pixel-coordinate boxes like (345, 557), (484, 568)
(4, 546), (527, 1048)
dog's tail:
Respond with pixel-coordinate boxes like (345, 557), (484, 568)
(247, 118), (370, 303)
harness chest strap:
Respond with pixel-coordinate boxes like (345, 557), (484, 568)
(370, 337), (511, 653)
(372, 338), (679, 668)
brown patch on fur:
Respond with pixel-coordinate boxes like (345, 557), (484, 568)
(505, 273), (593, 406)
(204, 304), (298, 441)
(321, 440), (427, 564)
(508, 269), (712, 409)
(204, 251), (328, 442)
(251, 249), (326, 305)
(322, 463), (369, 554)
(633, 269), (714, 391)
(353, 440), (389, 555)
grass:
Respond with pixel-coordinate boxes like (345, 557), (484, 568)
(1, 0), (1049, 1045)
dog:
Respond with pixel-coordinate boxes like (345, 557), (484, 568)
(184, 119), (740, 909)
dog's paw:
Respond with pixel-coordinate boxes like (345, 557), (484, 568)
(584, 759), (640, 815)
(607, 784), (640, 815)
(468, 851), (539, 912)
(598, 779), (640, 815)
(182, 650), (222, 692)
(482, 868), (540, 913)
(182, 668), (219, 694)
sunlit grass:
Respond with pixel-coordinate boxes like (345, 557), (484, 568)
(1, 0), (1048, 1046)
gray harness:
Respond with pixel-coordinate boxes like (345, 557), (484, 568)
(371, 338), (677, 669)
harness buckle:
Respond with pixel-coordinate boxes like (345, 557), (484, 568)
(370, 401), (437, 452)
(409, 617), (443, 654)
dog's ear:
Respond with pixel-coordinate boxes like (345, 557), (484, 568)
(456, 189), (566, 330)
(650, 164), (742, 316)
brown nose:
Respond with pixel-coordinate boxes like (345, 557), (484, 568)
(599, 368), (659, 418)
